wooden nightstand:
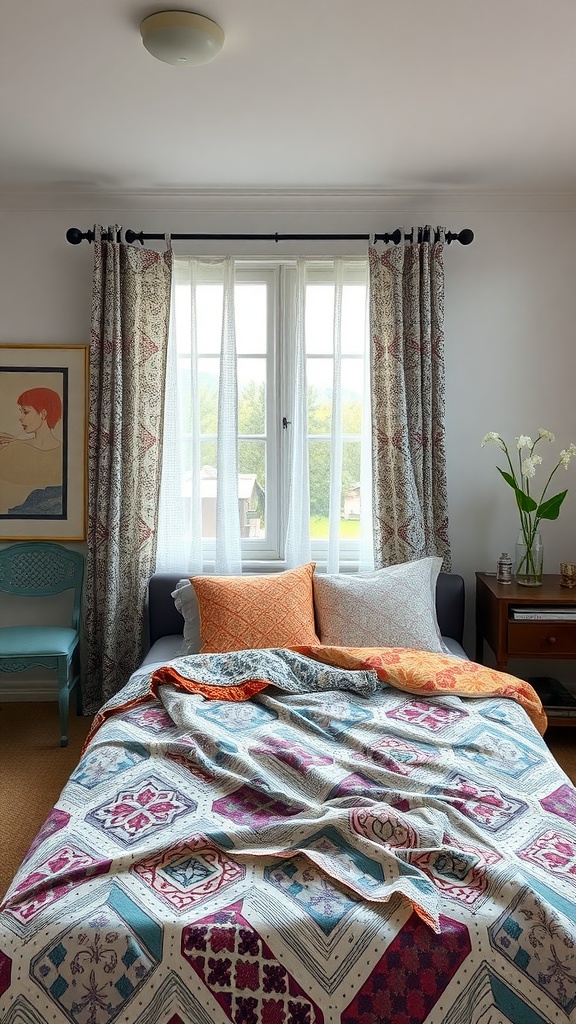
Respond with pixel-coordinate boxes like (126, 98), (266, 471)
(475, 572), (576, 726)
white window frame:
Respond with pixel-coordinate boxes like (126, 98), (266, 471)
(280, 259), (369, 569)
(173, 256), (369, 569)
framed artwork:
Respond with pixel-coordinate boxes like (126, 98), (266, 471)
(0, 345), (89, 540)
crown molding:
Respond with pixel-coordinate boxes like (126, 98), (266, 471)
(2, 186), (576, 214)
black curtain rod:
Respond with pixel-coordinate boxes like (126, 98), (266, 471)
(66, 226), (474, 247)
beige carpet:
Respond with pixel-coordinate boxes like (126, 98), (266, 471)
(1, 703), (576, 901)
(0, 703), (93, 900)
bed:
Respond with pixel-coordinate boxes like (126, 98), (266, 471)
(2, 563), (576, 1024)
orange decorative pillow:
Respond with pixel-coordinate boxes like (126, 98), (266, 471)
(191, 564), (320, 653)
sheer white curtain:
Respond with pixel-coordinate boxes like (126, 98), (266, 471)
(156, 254), (373, 575)
(155, 260), (202, 574)
(156, 257), (241, 574)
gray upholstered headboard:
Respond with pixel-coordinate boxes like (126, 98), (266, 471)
(147, 571), (465, 648)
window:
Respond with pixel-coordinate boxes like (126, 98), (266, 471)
(156, 257), (372, 572)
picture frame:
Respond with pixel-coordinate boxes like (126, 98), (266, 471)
(0, 345), (88, 541)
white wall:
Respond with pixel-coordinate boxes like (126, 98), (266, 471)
(1, 190), (575, 695)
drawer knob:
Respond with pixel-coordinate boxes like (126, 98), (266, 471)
(548, 636), (557, 644)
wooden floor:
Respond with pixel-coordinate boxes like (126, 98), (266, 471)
(1, 702), (575, 900)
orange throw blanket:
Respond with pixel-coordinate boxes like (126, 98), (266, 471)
(290, 645), (547, 735)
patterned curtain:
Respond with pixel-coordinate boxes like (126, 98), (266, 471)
(369, 229), (451, 569)
(83, 228), (172, 713)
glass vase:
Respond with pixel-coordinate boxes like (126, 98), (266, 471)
(515, 529), (543, 586)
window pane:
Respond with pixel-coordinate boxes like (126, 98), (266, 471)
(341, 285), (367, 355)
(307, 358), (332, 435)
(199, 456), (217, 539)
(198, 357), (219, 434)
(238, 358), (266, 435)
(186, 283), (267, 356)
(162, 259), (370, 568)
(239, 440), (266, 538)
(305, 285), (334, 355)
(236, 284), (267, 355)
(342, 441), (362, 534)
(309, 440), (330, 523)
(305, 282), (367, 357)
(174, 285), (191, 353)
(197, 284), (224, 355)
(309, 440), (362, 540)
(175, 357), (192, 431)
(342, 357), (364, 434)
(196, 443), (266, 540)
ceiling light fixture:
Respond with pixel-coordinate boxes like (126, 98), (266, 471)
(140, 10), (224, 66)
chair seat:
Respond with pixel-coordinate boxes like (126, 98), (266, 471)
(0, 626), (79, 658)
(0, 542), (85, 746)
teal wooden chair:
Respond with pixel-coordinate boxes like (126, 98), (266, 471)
(0, 542), (84, 746)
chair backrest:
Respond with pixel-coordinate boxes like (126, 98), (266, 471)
(0, 542), (84, 631)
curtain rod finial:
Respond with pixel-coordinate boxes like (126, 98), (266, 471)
(446, 228), (474, 245)
(66, 227), (96, 245)
(459, 228), (474, 245)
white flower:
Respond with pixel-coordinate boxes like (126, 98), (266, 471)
(538, 428), (555, 442)
(559, 443), (576, 466)
(522, 454), (543, 478)
(481, 432), (502, 447)
(516, 435), (533, 450)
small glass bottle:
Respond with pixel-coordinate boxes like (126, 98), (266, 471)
(496, 552), (513, 584)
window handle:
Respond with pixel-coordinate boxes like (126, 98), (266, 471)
(282, 417), (291, 429)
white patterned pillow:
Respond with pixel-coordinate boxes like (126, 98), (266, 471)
(312, 556), (450, 654)
(172, 579), (201, 653)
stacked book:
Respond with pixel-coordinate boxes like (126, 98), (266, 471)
(511, 606), (576, 621)
(527, 676), (576, 717)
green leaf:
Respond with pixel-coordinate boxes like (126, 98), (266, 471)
(497, 468), (517, 489)
(536, 490), (568, 521)
(516, 490), (538, 513)
(496, 468), (538, 512)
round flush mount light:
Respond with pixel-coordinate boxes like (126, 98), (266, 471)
(140, 11), (225, 66)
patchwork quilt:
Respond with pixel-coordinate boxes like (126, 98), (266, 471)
(1, 648), (576, 1024)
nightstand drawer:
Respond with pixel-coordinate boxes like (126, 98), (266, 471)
(508, 621), (576, 655)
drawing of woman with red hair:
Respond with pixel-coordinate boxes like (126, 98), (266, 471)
(0, 386), (63, 516)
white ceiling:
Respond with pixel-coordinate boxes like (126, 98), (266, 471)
(1, 0), (576, 195)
